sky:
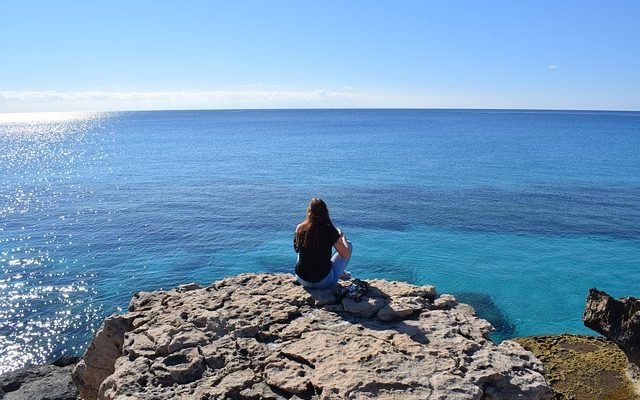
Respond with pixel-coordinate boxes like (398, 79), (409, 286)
(1, 0), (639, 112)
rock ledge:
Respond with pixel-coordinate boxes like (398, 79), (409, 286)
(73, 273), (551, 399)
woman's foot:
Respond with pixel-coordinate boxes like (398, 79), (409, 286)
(339, 270), (352, 281)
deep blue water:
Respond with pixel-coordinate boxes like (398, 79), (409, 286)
(1, 109), (639, 372)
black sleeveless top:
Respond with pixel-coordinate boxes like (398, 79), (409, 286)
(294, 223), (340, 283)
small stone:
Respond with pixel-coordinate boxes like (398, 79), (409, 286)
(342, 296), (386, 317)
(377, 296), (428, 321)
(433, 294), (458, 310)
(177, 282), (203, 292)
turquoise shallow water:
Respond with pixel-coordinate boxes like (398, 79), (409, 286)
(1, 109), (639, 372)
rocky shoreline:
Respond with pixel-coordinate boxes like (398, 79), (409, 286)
(2, 273), (554, 399)
(4, 274), (637, 399)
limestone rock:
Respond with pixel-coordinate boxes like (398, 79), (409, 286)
(377, 296), (427, 321)
(73, 273), (551, 399)
(72, 313), (138, 399)
(263, 359), (313, 395)
(342, 296), (386, 317)
(366, 279), (436, 300)
(433, 293), (458, 310)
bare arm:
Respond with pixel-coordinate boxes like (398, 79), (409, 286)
(333, 229), (351, 258)
(293, 224), (303, 253)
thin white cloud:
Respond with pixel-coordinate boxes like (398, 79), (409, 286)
(548, 64), (558, 70)
(2, 88), (634, 113)
(0, 89), (370, 112)
(0, 89), (356, 102)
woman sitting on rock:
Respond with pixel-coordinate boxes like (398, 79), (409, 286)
(294, 198), (352, 288)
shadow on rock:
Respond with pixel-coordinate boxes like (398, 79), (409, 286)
(301, 280), (436, 345)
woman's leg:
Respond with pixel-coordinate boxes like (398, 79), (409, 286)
(298, 241), (353, 289)
(296, 274), (314, 287)
(297, 270), (336, 289)
(330, 240), (352, 281)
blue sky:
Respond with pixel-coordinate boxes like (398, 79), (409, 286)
(1, 0), (639, 112)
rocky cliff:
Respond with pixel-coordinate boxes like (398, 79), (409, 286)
(583, 288), (640, 396)
(70, 273), (551, 399)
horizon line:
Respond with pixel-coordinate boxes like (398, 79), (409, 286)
(2, 106), (639, 115)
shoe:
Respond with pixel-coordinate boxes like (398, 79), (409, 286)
(339, 270), (352, 281)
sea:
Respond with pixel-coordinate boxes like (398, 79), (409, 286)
(1, 109), (639, 373)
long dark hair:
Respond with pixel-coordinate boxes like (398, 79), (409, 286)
(294, 198), (335, 251)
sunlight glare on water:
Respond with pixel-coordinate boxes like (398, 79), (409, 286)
(0, 112), (108, 373)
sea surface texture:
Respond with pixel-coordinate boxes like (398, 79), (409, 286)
(1, 109), (639, 373)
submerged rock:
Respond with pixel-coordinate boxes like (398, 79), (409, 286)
(73, 273), (551, 399)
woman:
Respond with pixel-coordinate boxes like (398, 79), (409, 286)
(294, 198), (352, 289)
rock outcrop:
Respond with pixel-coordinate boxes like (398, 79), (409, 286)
(583, 288), (640, 364)
(0, 356), (79, 400)
(583, 287), (640, 394)
(73, 315), (137, 399)
(73, 273), (551, 399)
